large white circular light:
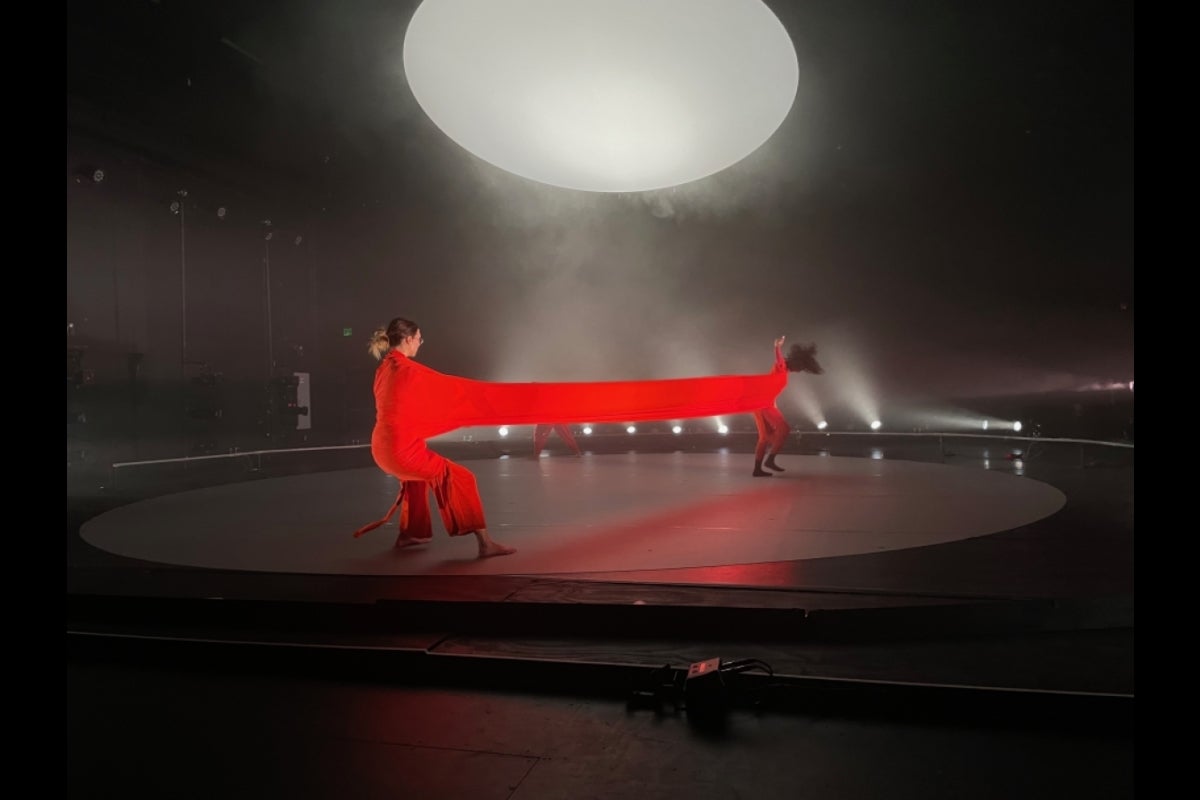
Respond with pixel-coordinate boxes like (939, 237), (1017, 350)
(402, 0), (799, 192)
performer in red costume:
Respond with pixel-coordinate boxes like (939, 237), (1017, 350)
(362, 318), (515, 558)
(533, 423), (582, 457)
(356, 316), (802, 557)
(752, 336), (824, 477)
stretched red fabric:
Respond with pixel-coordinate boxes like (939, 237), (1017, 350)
(373, 350), (787, 440)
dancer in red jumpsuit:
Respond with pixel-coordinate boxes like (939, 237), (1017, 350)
(364, 318), (515, 557)
(753, 336), (824, 477)
(533, 423), (582, 457)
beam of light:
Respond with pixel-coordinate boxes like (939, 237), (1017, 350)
(783, 380), (825, 432)
(402, 0), (799, 192)
(894, 403), (1020, 435)
(1077, 379), (1137, 392)
(814, 338), (879, 431)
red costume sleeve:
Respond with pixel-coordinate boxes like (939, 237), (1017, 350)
(375, 351), (787, 440)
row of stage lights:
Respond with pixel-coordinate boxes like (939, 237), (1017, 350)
(493, 418), (1023, 438)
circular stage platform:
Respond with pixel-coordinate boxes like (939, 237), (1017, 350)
(81, 452), (1066, 578)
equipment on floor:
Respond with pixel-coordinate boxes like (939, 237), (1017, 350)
(627, 657), (777, 729)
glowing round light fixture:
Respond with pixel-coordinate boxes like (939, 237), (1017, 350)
(582, 425), (593, 435)
(403, 0), (799, 192)
(498, 426), (509, 437)
(626, 425), (637, 435)
(870, 420), (883, 431)
(816, 420), (828, 430)
(672, 425), (683, 435)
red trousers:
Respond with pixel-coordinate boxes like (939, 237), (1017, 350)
(395, 465), (485, 539)
(533, 423), (581, 456)
(369, 432), (486, 539)
(753, 407), (790, 460)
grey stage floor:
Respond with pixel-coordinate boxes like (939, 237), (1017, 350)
(78, 451), (1067, 578)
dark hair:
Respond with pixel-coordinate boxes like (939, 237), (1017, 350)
(368, 317), (420, 361)
(785, 343), (823, 374)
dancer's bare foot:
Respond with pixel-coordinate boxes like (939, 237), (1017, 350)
(478, 540), (517, 558)
(752, 468), (772, 477)
(396, 535), (432, 548)
(472, 530), (516, 558)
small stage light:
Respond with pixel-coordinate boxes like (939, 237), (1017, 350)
(72, 164), (105, 184)
(717, 424), (728, 435)
(1013, 421), (1023, 432)
(217, 207), (227, 219)
(498, 426), (509, 437)
(626, 425), (637, 434)
(982, 420), (990, 430)
(582, 426), (593, 435)
(672, 425), (682, 434)
(870, 420), (882, 431)
(816, 420), (828, 430)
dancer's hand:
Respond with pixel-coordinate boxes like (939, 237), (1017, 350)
(774, 335), (786, 348)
